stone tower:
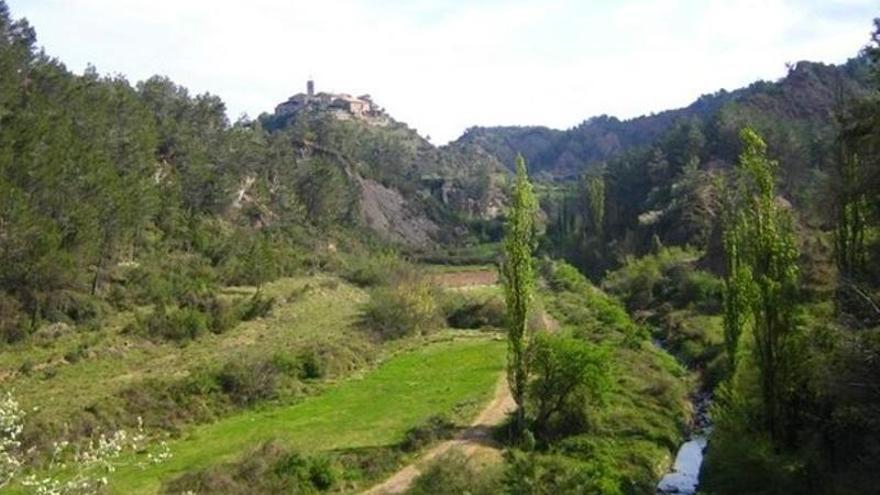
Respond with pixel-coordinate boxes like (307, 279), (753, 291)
(307, 79), (314, 97)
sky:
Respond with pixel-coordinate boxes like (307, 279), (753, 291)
(8, 0), (878, 143)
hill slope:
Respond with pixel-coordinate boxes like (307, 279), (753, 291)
(448, 57), (872, 179)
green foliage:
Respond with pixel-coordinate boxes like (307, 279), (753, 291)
(297, 349), (326, 380)
(295, 158), (354, 227)
(133, 304), (210, 341)
(399, 415), (456, 452)
(585, 174), (606, 239)
(223, 232), (279, 289)
(442, 291), (506, 329)
(128, 290), (265, 342)
(360, 271), (442, 340)
(831, 136), (868, 277)
(0, 293), (26, 343)
(503, 449), (623, 495)
(541, 260), (640, 339)
(528, 334), (611, 440)
(721, 127), (801, 443)
(216, 359), (285, 406)
(502, 154), (539, 436)
(702, 378), (809, 495)
(408, 449), (503, 495)
(239, 292), (275, 321)
(533, 260), (689, 492)
(603, 247), (720, 313)
(164, 441), (340, 494)
(341, 250), (405, 287)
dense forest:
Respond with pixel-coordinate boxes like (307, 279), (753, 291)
(0, 1), (878, 494)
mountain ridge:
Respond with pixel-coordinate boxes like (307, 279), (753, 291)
(446, 56), (872, 179)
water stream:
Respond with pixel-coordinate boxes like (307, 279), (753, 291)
(652, 338), (714, 494)
(656, 391), (712, 494)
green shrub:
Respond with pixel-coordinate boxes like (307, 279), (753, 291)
(443, 292), (506, 329)
(0, 293), (27, 343)
(341, 251), (404, 287)
(409, 449), (502, 495)
(269, 352), (300, 376)
(125, 252), (218, 306)
(63, 343), (90, 363)
(132, 304), (210, 341)
(43, 290), (108, 325)
(503, 449), (623, 495)
(400, 415), (456, 452)
(239, 292), (275, 321)
(129, 290), (256, 342)
(307, 455), (339, 490)
(298, 350), (325, 380)
(542, 260), (641, 340)
(660, 311), (725, 368)
(602, 247), (714, 314)
(672, 268), (723, 313)
(165, 441), (339, 494)
(216, 359), (281, 405)
(361, 271), (442, 340)
(334, 446), (403, 485)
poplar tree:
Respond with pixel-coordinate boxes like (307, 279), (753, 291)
(722, 128), (800, 444)
(502, 154), (537, 438)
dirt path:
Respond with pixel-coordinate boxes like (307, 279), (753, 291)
(362, 373), (515, 495)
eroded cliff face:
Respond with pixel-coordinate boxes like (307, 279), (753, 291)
(357, 176), (439, 248)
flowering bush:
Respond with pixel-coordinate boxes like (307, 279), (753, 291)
(0, 392), (172, 494)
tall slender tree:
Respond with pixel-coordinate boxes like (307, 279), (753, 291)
(722, 128), (800, 444)
(501, 154), (538, 438)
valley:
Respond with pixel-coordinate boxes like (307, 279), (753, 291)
(0, 3), (878, 494)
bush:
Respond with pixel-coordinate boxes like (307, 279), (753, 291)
(660, 311), (725, 368)
(341, 251), (404, 287)
(306, 455), (339, 490)
(165, 441), (340, 494)
(43, 290), (107, 325)
(298, 350), (325, 380)
(442, 292), (506, 329)
(361, 271), (442, 340)
(124, 252), (218, 306)
(239, 292), (275, 321)
(409, 449), (502, 495)
(400, 415), (456, 452)
(603, 247), (717, 314)
(0, 293), (27, 343)
(671, 268), (723, 313)
(542, 260), (641, 340)
(130, 290), (260, 342)
(503, 449), (623, 495)
(133, 304), (210, 341)
(216, 359), (282, 405)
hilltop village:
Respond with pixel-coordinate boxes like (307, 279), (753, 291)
(275, 80), (391, 126)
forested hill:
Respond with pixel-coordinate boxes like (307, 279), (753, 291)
(448, 57), (872, 179)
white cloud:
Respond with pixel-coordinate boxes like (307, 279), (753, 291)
(8, 0), (875, 143)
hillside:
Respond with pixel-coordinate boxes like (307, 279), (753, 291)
(449, 57), (872, 179)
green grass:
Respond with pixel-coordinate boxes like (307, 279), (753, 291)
(104, 336), (505, 494)
(0, 275), (374, 435)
